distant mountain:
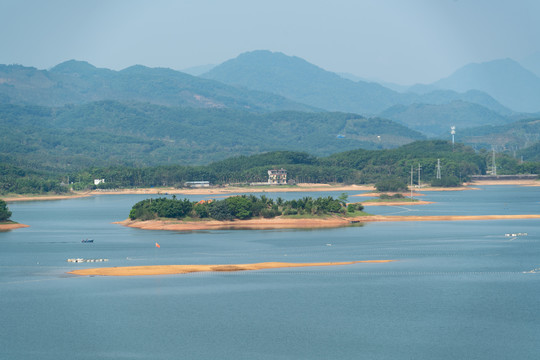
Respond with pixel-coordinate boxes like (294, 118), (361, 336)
(203, 50), (408, 114)
(380, 101), (512, 137)
(459, 117), (540, 151)
(203, 50), (511, 115)
(0, 101), (424, 171)
(0, 60), (315, 113)
(429, 59), (540, 113)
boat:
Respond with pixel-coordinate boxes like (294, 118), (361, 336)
(81, 238), (94, 243)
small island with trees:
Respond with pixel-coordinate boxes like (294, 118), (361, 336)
(129, 194), (366, 221)
(122, 194), (368, 231)
(0, 199), (28, 230)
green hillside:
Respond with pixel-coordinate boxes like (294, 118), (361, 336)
(380, 100), (512, 137)
(460, 117), (540, 151)
(0, 61), (315, 113)
(519, 142), (540, 162)
(0, 101), (424, 172)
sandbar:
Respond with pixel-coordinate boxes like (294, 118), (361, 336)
(358, 214), (540, 222)
(0, 222), (29, 230)
(362, 200), (434, 206)
(68, 260), (394, 276)
(116, 217), (357, 230)
(467, 179), (539, 186)
(3, 193), (91, 202)
(117, 213), (540, 231)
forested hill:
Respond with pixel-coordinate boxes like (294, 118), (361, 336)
(202, 50), (510, 115)
(380, 100), (513, 137)
(76, 141), (492, 189)
(0, 61), (315, 112)
(459, 117), (540, 151)
(0, 101), (425, 171)
(3, 140), (538, 195)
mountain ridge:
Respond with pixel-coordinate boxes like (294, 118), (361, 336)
(202, 50), (513, 115)
(0, 60), (316, 112)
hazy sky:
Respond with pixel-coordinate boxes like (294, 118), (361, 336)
(1, 0), (539, 84)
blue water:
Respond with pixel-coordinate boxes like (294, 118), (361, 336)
(1, 186), (540, 359)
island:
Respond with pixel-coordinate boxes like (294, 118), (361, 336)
(68, 260), (395, 276)
(118, 194), (540, 231)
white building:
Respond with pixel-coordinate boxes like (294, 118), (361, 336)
(268, 169), (287, 185)
(94, 179), (105, 185)
(184, 181), (210, 188)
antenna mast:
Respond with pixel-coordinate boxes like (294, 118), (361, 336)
(492, 147), (497, 176)
(410, 165), (414, 199)
(436, 159), (441, 179)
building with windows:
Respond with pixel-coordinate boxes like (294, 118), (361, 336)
(184, 181), (210, 188)
(268, 168), (287, 185)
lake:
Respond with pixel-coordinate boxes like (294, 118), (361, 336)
(1, 186), (540, 359)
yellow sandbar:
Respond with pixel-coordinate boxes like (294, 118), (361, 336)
(68, 260), (394, 276)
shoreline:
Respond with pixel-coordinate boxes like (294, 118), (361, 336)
(2, 184), (373, 202)
(117, 213), (540, 231)
(87, 184), (376, 196)
(0, 222), (29, 230)
(361, 200), (434, 206)
(3, 179), (538, 202)
(68, 260), (394, 276)
(3, 193), (92, 202)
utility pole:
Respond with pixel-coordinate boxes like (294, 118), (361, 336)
(410, 166), (414, 199)
(492, 147), (497, 176)
(417, 164), (422, 188)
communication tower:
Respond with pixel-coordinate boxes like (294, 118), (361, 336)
(436, 159), (441, 179)
(410, 166), (414, 199)
(417, 163), (422, 188)
(451, 126), (456, 148)
(491, 148), (497, 176)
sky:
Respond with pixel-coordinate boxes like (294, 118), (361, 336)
(1, 0), (539, 85)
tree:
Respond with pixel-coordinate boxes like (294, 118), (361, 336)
(338, 193), (348, 205)
(375, 178), (408, 192)
(0, 199), (12, 221)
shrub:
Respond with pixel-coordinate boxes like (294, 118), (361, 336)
(375, 178), (408, 192)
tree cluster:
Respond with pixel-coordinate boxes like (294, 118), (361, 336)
(0, 199), (12, 221)
(128, 195), (350, 221)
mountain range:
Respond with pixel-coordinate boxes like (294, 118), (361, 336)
(0, 101), (424, 171)
(409, 58), (540, 113)
(0, 60), (315, 112)
(202, 50), (516, 115)
(1, 50), (540, 172)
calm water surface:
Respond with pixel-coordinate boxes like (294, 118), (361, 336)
(1, 186), (540, 359)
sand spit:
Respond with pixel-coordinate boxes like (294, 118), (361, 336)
(359, 214), (540, 222)
(0, 223), (29, 230)
(3, 193), (92, 202)
(116, 217), (356, 231)
(68, 260), (394, 277)
(467, 179), (539, 186)
(117, 213), (540, 232)
(361, 200), (434, 206)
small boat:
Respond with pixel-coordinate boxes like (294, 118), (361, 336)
(81, 238), (94, 243)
